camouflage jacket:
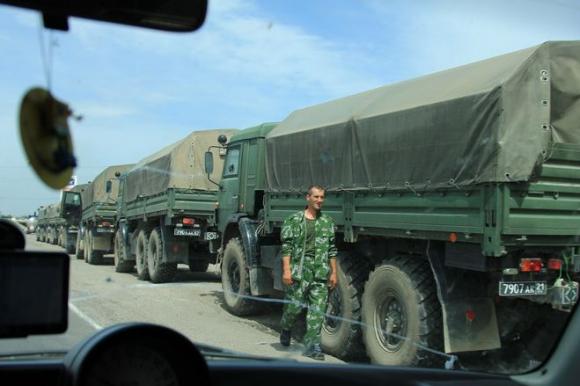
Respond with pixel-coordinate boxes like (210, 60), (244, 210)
(281, 210), (337, 281)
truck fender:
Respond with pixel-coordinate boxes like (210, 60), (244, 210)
(118, 220), (130, 245)
(221, 213), (247, 249)
(426, 242), (501, 354)
(237, 217), (259, 267)
(223, 215), (272, 296)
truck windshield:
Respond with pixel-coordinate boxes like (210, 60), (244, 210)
(223, 148), (240, 177)
(63, 193), (81, 206)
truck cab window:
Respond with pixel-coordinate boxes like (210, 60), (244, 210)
(223, 148), (240, 177)
(106, 180), (113, 193)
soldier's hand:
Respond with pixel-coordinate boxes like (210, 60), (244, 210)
(328, 272), (338, 289)
(283, 269), (293, 285)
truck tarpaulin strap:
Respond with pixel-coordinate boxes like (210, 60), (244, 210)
(265, 41), (580, 192)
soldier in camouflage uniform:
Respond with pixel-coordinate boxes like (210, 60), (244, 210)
(279, 185), (337, 360)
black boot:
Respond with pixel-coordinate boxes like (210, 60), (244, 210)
(280, 329), (291, 347)
(303, 344), (325, 360)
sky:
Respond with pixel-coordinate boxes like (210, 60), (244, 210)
(0, 0), (579, 215)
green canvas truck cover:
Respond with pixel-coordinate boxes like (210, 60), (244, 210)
(82, 164), (134, 209)
(70, 183), (88, 194)
(124, 129), (238, 202)
(44, 203), (61, 219)
(266, 41), (580, 192)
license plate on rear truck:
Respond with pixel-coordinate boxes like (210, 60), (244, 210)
(96, 228), (114, 233)
(174, 228), (201, 237)
(499, 281), (547, 296)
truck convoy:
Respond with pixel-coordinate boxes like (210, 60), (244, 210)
(77, 164), (133, 264)
(33, 41), (580, 368)
(114, 129), (237, 282)
(35, 185), (84, 252)
(206, 41), (580, 366)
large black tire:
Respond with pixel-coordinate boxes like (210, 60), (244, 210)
(361, 256), (443, 367)
(321, 253), (369, 360)
(75, 229), (84, 259)
(147, 228), (177, 283)
(135, 230), (150, 281)
(85, 230), (103, 265)
(114, 229), (134, 273)
(58, 229), (64, 248)
(189, 259), (210, 273)
(63, 232), (75, 254)
(221, 237), (262, 316)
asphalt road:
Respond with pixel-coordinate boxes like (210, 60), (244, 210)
(4, 232), (342, 363)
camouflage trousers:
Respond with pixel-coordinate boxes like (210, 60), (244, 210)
(280, 279), (329, 348)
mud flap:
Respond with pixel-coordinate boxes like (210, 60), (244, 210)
(249, 267), (273, 296)
(442, 298), (500, 353)
(160, 225), (189, 264)
(427, 243), (501, 353)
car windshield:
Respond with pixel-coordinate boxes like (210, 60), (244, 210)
(1, 0), (580, 376)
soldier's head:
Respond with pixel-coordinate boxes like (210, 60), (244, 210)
(306, 185), (325, 212)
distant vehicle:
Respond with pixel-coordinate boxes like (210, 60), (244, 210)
(25, 215), (37, 234)
(114, 129), (236, 282)
(77, 165), (133, 264)
(36, 186), (84, 252)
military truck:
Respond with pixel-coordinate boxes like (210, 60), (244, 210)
(35, 205), (52, 243)
(114, 129), (237, 283)
(35, 188), (83, 252)
(207, 42), (580, 367)
(77, 164), (133, 264)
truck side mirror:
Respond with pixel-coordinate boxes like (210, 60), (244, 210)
(204, 151), (214, 175)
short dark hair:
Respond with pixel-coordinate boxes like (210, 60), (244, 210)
(307, 185), (325, 195)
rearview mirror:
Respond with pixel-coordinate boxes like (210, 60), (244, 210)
(0, 0), (207, 32)
(204, 151), (214, 175)
(0, 251), (69, 337)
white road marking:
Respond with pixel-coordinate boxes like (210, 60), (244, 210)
(68, 302), (103, 330)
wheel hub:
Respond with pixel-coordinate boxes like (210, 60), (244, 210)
(377, 295), (407, 352)
(229, 261), (240, 293)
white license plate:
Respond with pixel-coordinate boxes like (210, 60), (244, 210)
(96, 228), (114, 233)
(204, 231), (218, 240)
(499, 281), (547, 296)
(174, 228), (201, 237)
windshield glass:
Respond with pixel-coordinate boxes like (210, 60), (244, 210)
(1, 0), (580, 375)
(64, 193), (81, 206)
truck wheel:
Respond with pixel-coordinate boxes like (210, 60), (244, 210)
(86, 230), (103, 265)
(361, 256), (443, 367)
(189, 259), (210, 272)
(64, 233), (75, 254)
(221, 237), (262, 316)
(75, 230), (84, 259)
(114, 230), (134, 273)
(147, 228), (177, 283)
(135, 230), (150, 281)
(321, 253), (369, 360)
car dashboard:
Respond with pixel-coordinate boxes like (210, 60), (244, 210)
(0, 323), (519, 386)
